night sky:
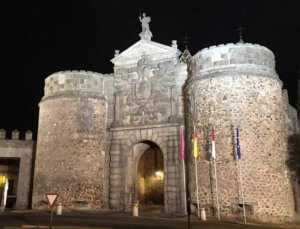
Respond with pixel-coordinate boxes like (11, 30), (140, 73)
(0, 0), (299, 138)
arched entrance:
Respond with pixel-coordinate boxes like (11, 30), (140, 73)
(109, 127), (185, 214)
(137, 144), (164, 206)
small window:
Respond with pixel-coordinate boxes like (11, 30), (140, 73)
(238, 204), (253, 214)
(232, 203), (254, 215)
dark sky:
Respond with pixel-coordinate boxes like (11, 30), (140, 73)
(0, 0), (299, 138)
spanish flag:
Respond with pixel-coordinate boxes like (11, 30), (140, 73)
(193, 127), (198, 159)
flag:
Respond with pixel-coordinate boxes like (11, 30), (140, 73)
(180, 126), (185, 160)
(193, 127), (198, 159)
(236, 127), (241, 160)
(211, 127), (216, 159)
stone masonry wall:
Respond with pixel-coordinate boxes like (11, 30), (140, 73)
(44, 70), (105, 97)
(186, 73), (294, 223)
(33, 94), (107, 209)
(282, 89), (299, 135)
(0, 130), (34, 209)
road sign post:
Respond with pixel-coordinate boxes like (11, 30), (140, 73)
(45, 193), (59, 229)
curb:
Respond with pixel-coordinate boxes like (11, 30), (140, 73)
(21, 226), (112, 229)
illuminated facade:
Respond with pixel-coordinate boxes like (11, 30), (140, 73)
(1, 14), (299, 223)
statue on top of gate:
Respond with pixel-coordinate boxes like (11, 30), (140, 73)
(139, 13), (153, 41)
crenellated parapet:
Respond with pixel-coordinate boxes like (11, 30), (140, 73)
(0, 128), (34, 210)
(0, 129), (5, 139)
(189, 42), (277, 81)
(43, 70), (110, 100)
(0, 129), (33, 141)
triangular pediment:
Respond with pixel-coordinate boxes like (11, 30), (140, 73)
(111, 39), (180, 67)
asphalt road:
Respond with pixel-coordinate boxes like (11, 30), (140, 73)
(0, 211), (298, 229)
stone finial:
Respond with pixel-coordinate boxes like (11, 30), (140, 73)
(237, 26), (244, 43)
(0, 129), (6, 139)
(172, 40), (177, 49)
(114, 50), (120, 57)
(139, 13), (153, 41)
(25, 130), (33, 140)
(12, 130), (19, 140)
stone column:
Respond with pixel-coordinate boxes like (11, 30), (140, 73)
(108, 143), (124, 210)
(165, 135), (182, 213)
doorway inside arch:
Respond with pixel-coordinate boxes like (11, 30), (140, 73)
(0, 157), (20, 209)
(137, 145), (164, 206)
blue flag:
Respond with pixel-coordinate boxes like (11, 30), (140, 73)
(236, 127), (241, 160)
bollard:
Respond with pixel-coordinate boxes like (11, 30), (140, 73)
(133, 204), (139, 217)
(56, 203), (62, 215)
(200, 207), (206, 221)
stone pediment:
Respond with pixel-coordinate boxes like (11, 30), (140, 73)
(111, 39), (180, 67)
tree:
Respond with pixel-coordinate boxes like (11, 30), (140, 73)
(287, 134), (300, 181)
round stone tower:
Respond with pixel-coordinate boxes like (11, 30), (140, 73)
(185, 43), (294, 222)
(33, 70), (107, 209)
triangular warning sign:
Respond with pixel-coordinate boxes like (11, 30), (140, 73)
(45, 193), (59, 208)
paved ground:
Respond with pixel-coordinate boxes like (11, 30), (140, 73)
(0, 209), (300, 229)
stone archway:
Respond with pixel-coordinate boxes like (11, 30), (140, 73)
(136, 143), (164, 206)
(124, 140), (166, 209)
(108, 126), (185, 214)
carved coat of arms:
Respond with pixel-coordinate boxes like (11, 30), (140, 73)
(114, 56), (175, 126)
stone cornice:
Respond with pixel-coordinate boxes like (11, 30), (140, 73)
(40, 91), (107, 104)
(110, 123), (180, 132)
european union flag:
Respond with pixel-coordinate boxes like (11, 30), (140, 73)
(236, 127), (241, 160)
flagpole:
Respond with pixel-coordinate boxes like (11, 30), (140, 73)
(211, 126), (220, 220)
(238, 160), (247, 224)
(195, 157), (200, 218)
(180, 126), (187, 215)
(193, 124), (200, 218)
(182, 159), (187, 215)
(213, 157), (220, 220)
(236, 127), (246, 224)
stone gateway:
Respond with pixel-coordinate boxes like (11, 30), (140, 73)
(32, 14), (299, 223)
(1, 14), (298, 224)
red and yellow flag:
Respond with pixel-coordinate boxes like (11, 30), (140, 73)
(193, 128), (198, 159)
